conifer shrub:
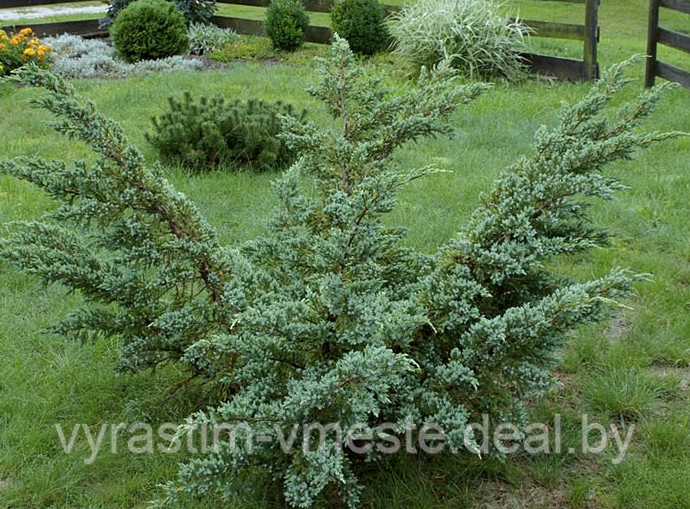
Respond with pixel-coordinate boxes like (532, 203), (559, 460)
(101, 0), (133, 27)
(0, 44), (679, 507)
(146, 92), (307, 170)
(330, 0), (389, 55)
(390, 0), (530, 79)
(264, 0), (310, 51)
(174, 0), (217, 25)
(110, 0), (189, 62)
(101, 0), (217, 27)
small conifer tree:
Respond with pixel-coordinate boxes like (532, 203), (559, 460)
(0, 41), (679, 508)
(146, 92), (307, 170)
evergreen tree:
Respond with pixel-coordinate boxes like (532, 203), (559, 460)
(0, 40), (679, 508)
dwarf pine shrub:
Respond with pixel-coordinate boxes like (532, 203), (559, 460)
(146, 92), (307, 170)
(0, 41), (678, 507)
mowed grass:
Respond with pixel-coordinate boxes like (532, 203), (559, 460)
(1, 0), (690, 508)
(0, 1), (105, 26)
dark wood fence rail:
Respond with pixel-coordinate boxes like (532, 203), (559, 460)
(513, 0), (600, 80)
(645, 0), (690, 88)
(0, 19), (106, 38)
(1, 0), (600, 80)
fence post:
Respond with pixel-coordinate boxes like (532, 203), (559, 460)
(583, 0), (600, 80)
(645, 0), (660, 87)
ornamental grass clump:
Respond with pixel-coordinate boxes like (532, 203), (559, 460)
(390, 0), (530, 79)
(0, 28), (52, 76)
(0, 42), (680, 507)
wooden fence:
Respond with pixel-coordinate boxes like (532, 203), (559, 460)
(0, 19), (105, 38)
(1, 0), (600, 80)
(516, 0), (600, 80)
(645, 0), (690, 88)
(212, 0), (601, 80)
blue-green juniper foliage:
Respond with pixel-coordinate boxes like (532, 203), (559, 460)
(0, 39), (679, 508)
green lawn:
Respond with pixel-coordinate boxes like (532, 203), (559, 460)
(1, 0), (690, 508)
(0, 1), (105, 26)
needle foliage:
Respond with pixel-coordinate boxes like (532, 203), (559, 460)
(0, 40), (678, 508)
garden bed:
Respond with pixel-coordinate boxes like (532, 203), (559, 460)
(0, 1), (689, 509)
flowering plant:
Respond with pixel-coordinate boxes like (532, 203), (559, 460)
(0, 28), (52, 76)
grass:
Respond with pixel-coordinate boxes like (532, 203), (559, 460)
(1, 0), (690, 508)
(0, 1), (105, 26)
(208, 36), (330, 63)
(581, 368), (663, 420)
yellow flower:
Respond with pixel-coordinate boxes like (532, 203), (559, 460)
(23, 48), (36, 56)
(37, 49), (45, 60)
(0, 43), (6, 52)
(19, 28), (32, 36)
(10, 37), (20, 46)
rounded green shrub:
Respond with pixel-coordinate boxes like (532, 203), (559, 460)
(110, 0), (189, 62)
(146, 92), (307, 171)
(390, 0), (530, 79)
(330, 0), (389, 55)
(264, 0), (310, 51)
